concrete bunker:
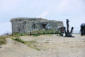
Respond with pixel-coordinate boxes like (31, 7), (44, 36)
(11, 18), (63, 34)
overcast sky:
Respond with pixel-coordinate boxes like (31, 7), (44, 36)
(0, 0), (85, 35)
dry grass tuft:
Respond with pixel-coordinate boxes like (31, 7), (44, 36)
(0, 36), (6, 45)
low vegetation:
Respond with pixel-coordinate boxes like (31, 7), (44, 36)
(11, 29), (60, 37)
(12, 37), (25, 43)
(31, 29), (60, 36)
(0, 36), (6, 45)
(0, 30), (60, 49)
(12, 37), (40, 51)
(12, 33), (27, 37)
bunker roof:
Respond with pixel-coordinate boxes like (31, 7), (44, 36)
(10, 17), (63, 24)
(11, 17), (48, 22)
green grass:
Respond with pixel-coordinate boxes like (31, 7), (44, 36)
(12, 33), (27, 37)
(12, 37), (40, 51)
(31, 29), (59, 36)
(0, 36), (6, 45)
(31, 34), (40, 36)
(11, 29), (60, 37)
(12, 37), (25, 43)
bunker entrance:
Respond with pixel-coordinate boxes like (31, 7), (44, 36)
(41, 23), (47, 29)
(32, 24), (36, 29)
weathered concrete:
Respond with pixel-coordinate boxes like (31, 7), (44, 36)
(11, 18), (63, 34)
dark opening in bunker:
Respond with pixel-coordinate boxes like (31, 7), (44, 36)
(32, 24), (36, 29)
(42, 23), (47, 29)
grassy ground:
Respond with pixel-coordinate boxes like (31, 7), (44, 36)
(0, 36), (6, 45)
(12, 37), (40, 51)
(0, 34), (85, 57)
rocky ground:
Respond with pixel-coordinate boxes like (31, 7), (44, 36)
(0, 34), (85, 57)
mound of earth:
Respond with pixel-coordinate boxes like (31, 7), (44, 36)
(0, 34), (85, 57)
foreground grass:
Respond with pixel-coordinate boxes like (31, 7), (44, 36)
(12, 37), (40, 51)
(0, 36), (6, 45)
